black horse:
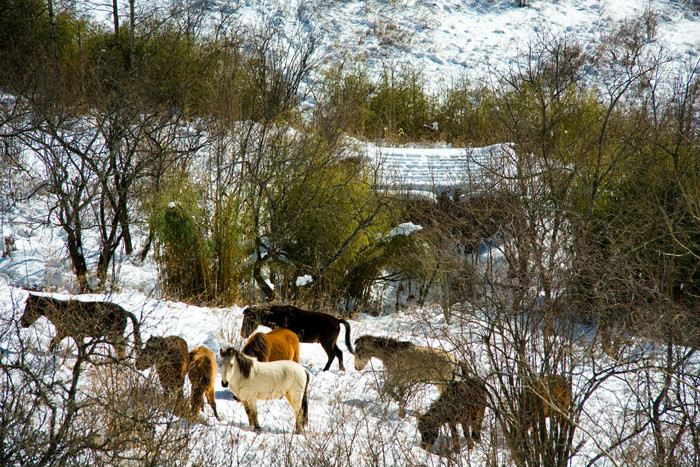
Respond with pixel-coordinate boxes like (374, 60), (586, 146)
(240, 304), (354, 371)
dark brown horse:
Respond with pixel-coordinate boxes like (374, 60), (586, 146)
(135, 336), (189, 400)
(241, 305), (354, 371)
(243, 328), (300, 363)
(418, 378), (488, 454)
(20, 293), (142, 359)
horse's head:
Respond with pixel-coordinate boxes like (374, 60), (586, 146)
(417, 413), (438, 451)
(135, 336), (164, 370)
(353, 338), (371, 371)
(20, 294), (43, 328)
(219, 347), (238, 388)
(240, 307), (260, 338)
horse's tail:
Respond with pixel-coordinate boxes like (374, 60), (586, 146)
(188, 361), (205, 416)
(187, 349), (196, 365)
(125, 311), (143, 355)
(458, 360), (472, 380)
(339, 319), (354, 354)
(302, 369), (310, 427)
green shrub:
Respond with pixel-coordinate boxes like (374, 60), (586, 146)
(316, 63), (439, 143)
(209, 192), (248, 304)
(149, 174), (213, 303)
(369, 65), (436, 142)
(436, 80), (499, 146)
(271, 152), (397, 306)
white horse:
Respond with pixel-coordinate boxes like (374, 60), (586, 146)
(219, 347), (310, 433)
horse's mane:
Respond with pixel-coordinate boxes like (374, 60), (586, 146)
(359, 335), (414, 352)
(242, 333), (268, 361)
(245, 305), (271, 318)
(28, 294), (69, 312)
(234, 349), (254, 378)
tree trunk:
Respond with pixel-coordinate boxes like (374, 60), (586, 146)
(252, 256), (275, 302)
(64, 226), (90, 293)
(117, 192), (133, 255)
(46, 0), (57, 62)
(129, 0), (135, 71)
(112, 0), (119, 35)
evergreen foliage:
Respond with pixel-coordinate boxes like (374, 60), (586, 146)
(149, 175), (213, 302)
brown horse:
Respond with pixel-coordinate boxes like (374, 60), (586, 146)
(20, 293), (142, 359)
(187, 346), (220, 421)
(520, 374), (572, 432)
(135, 336), (189, 400)
(353, 335), (462, 417)
(418, 378), (488, 453)
(241, 305), (354, 371)
(243, 328), (300, 363)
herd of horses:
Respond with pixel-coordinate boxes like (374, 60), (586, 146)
(18, 293), (572, 455)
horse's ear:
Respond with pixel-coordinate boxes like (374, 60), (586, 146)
(220, 349), (225, 357)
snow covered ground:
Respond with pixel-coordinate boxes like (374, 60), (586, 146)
(366, 143), (513, 197)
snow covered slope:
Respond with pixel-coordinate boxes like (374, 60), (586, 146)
(230, 0), (699, 90)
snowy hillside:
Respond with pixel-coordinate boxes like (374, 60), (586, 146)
(229, 0), (699, 90)
(81, 0), (700, 91)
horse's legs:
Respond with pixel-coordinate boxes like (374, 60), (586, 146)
(113, 341), (126, 360)
(206, 386), (219, 420)
(170, 387), (187, 416)
(333, 344), (345, 371)
(321, 341), (336, 371)
(189, 388), (203, 419)
(470, 409), (484, 444)
(285, 392), (304, 434)
(396, 383), (408, 418)
(243, 400), (260, 431)
(449, 421), (462, 452)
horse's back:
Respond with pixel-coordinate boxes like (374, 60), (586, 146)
(247, 359), (307, 400)
(268, 306), (339, 343)
(266, 328), (300, 363)
(188, 346), (217, 384)
(92, 301), (130, 332)
(420, 346), (458, 370)
(47, 298), (128, 336)
(392, 345), (459, 383)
